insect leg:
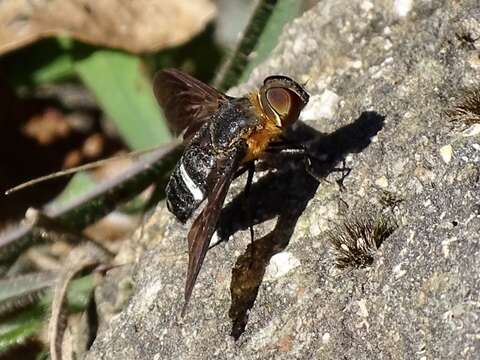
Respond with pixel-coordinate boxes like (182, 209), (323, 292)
(265, 141), (323, 181)
(244, 162), (255, 245)
(242, 161), (257, 267)
(266, 140), (351, 186)
(231, 161), (256, 243)
(233, 164), (250, 180)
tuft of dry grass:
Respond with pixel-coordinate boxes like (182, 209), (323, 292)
(326, 215), (397, 269)
(445, 88), (480, 126)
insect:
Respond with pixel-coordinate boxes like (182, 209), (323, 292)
(153, 69), (310, 314)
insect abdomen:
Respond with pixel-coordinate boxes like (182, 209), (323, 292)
(165, 141), (214, 223)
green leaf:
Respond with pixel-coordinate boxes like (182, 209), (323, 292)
(73, 49), (172, 149)
(66, 275), (95, 312)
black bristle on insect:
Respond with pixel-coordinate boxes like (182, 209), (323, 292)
(327, 215), (397, 269)
(445, 88), (480, 125)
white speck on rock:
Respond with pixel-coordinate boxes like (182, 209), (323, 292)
(406, 230), (415, 243)
(360, 1), (374, 12)
(442, 237), (458, 258)
(393, 263), (406, 278)
(140, 279), (164, 311)
(375, 176), (389, 188)
(394, 0), (413, 17)
(439, 144), (453, 164)
(309, 221), (322, 237)
(351, 59), (363, 69)
(384, 39), (393, 50)
(264, 252), (301, 280)
(249, 320), (277, 349)
(383, 57), (394, 65)
(322, 333), (331, 344)
(357, 299), (369, 318)
(293, 34), (309, 55)
(462, 124), (480, 137)
(300, 90), (340, 122)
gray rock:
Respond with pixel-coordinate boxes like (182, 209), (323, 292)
(86, 0), (480, 358)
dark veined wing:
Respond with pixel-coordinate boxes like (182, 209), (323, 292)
(154, 69), (229, 140)
(182, 145), (247, 316)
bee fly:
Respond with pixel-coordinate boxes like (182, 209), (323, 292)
(153, 69), (310, 314)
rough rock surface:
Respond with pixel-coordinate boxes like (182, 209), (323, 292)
(87, 0), (480, 359)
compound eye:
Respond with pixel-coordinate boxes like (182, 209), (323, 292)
(266, 88), (291, 116)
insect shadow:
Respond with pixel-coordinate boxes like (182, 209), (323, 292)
(215, 111), (385, 340)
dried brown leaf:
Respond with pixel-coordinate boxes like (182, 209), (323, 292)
(0, 0), (216, 55)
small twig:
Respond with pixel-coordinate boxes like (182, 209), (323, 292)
(5, 146), (161, 195)
(0, 141), (182, 268)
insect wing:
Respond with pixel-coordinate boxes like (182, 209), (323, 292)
(153, 69), (228, 140)
(182, 147), (246, 315)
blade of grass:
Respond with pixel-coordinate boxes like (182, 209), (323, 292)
(65, 275), (96, 312)
(3, 39), (171, 149)
(215, 0), (303, 91)
(51, 172), (96, 208)
(73, 48), (172, 149)
(239, 0), (302, 82)
(0, 275), (95, 355)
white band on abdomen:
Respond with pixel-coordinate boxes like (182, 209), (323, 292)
(179, 162), (204, 201)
